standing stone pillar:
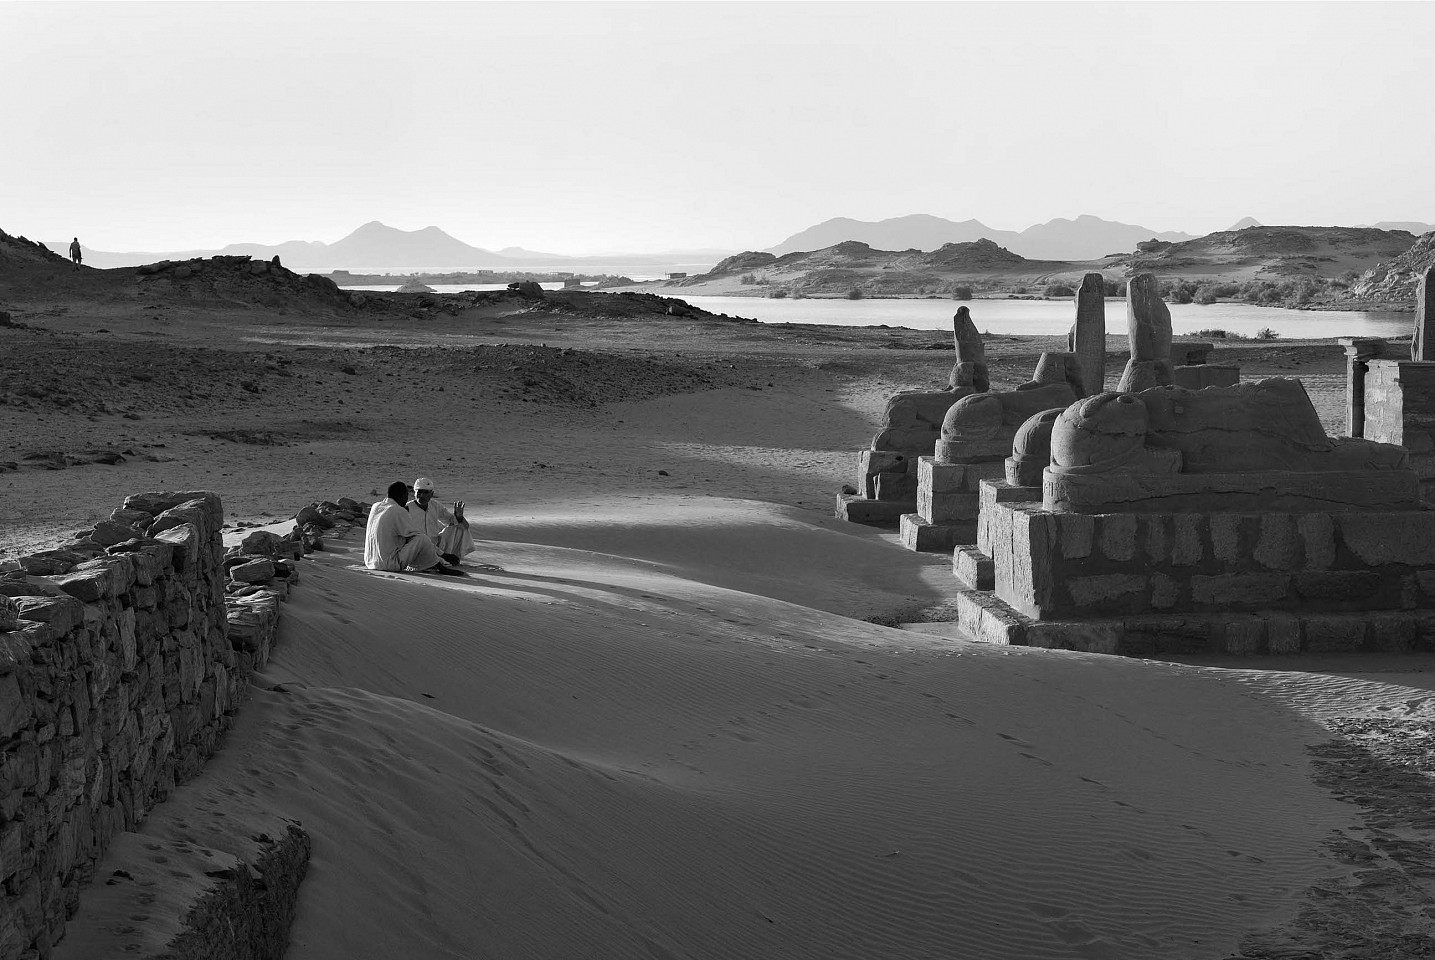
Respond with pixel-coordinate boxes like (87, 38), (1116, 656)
(1116, 273), (1173, 392)
(1068, 272), (1106, 396)
(1413, 264), (1435, 361)
(948, 305), (990, 393)
(1340, 337), (1388, 438)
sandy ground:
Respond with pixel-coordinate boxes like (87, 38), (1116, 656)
(9, 297), (1435, 958)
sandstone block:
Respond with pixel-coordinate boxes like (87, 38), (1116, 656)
(1264, 614), (1302, 654)
(1057, 512), (1095, 560)
(1221, 619), (1265, 655)
(1210, 515), (1244, 563)
(1366, 612), (1418, 653)
(1172, 514), (1204, 566)
(1297, 514), (1335, 570)
(899, 515), (973, 553)
(1097, 514), (1138, 562)
(1191, 573), (1288, 607)
(1292, 571), (1383, 603)
(1253, 514), (1300, 570)
(1151, 573), (1179, 609)
(1067, 574), (1147, 609)
(1338, 512), (1435, 566)
(1304, 617), (1368, 653)
(954, 546), (994, 590)
(1026, 619), (1123, 654)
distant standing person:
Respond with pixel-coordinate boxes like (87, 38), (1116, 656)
(68, 237), (82, 266)
(364, 481), (463, 575)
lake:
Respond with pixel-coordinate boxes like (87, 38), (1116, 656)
(677, 296), (1413, 340)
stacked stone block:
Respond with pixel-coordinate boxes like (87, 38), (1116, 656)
(900, 457), (1005, 552)
(0, 492), (303, 959)
(958, 487), (1435, 657)
(1363, 358), (1435, 499)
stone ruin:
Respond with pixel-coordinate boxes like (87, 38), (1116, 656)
(896, 273), (1243, 556)
(1341, 262), (1435, 501)
(0, 490), (373, 957)
(836, 305), (990, 525)
(940, 271), (1435, 657)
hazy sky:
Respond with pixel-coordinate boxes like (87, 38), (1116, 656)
(5, 1), (1433, 254)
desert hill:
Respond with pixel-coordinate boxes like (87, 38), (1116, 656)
(768, 213), (1194, 261)
(1114, 225), (1417, 282)
(677, 239), (1066, 299)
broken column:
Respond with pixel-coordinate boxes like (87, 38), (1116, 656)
(1068, 273), (1106, 396)
(1412, 263), (1435, 360)
(1116, 273), (1173, 392)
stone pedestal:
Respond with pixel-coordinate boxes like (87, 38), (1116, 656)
(898, 456), (1004, 552)
(953, 498), (1435, 656)
(1363, 359), (1435, 499)
(952, 479), (1043, 589)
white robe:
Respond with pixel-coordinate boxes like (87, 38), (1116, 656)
(365, 500), (442, 571)
(406, 498), (476, 559)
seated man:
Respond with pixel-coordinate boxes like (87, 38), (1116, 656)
(364, 481), (463, 575)
(407, 476), (500, 570)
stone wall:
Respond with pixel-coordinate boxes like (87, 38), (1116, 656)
(986, 500), (1435, 621)
(0, 492), (303, 959)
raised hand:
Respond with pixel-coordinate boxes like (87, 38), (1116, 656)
(453, 500), (467, 524)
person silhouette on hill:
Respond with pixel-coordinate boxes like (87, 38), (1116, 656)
(68, 238), (82, 266)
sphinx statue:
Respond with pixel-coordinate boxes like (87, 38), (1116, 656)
(1044, 378), (1418, 512)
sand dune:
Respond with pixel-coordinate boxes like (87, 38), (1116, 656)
(67, 499), (1434, 959)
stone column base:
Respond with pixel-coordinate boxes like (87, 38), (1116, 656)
(899, 514), (976, 553)
(952, 590), (1435, 658)
(835, 492), (907, 526)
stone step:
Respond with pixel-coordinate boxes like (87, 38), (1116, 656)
(898, 514), (975, 553)
(953, 590), (1435, 658)
(834, 492), (907, 527)
(953, 545), (993, 590)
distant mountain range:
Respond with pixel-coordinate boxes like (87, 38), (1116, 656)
(43, 221), (730, 272)
(767, 214), (1197, 261)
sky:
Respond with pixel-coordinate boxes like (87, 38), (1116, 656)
(5, 0), (1434, 255)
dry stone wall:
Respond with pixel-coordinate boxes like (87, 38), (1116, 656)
(0, 492), (304, 959)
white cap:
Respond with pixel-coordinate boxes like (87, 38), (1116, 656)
(414, 477), (435, 491)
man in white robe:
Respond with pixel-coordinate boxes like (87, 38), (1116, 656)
(406, 476), (477, 566)
(364, 481), (460, 574)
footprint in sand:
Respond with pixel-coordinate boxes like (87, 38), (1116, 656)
(997, 732), (1034, 748)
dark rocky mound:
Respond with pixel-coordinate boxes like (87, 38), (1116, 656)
(0, 229), (72, 266)
(135, 255), (353, 311)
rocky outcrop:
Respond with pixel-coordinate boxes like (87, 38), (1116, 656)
(1352, 232), (1435, 303)
(134, 255), (352, 311)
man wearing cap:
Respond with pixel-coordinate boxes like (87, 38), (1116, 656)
(407, 476), (478, 567)
(364, 481), (463, 575)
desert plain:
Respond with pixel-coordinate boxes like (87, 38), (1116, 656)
(5, 255), (1435, 959)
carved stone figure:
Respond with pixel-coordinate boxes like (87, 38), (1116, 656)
(1116, 273), (1173, 392)
(1068, 272), (1106, 396)
(947, 305), (989, 393)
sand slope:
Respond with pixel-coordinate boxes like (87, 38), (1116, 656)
(79, 498), (1435, 960)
